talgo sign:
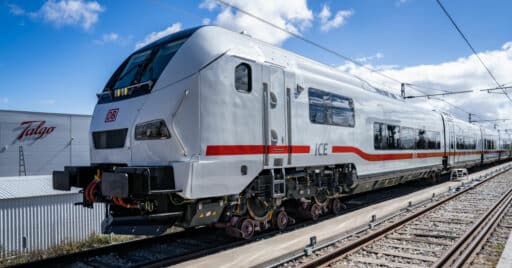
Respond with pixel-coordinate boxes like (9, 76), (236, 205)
(17, 121), (56, 141)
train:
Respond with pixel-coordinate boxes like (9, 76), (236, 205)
(53, 26), (512, 238)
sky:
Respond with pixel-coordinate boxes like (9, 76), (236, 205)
(1, 0), (511, 130)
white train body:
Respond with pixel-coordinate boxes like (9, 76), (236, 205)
(54, 26), (511, 236)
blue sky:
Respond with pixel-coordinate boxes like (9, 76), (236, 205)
(1, 0), (511, 124)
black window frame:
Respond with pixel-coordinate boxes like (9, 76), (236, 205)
(235, 63), (252, 93)
(374, 122), (441, 151)
(308, 88), (355, 128)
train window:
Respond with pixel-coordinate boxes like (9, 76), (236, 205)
(400, 127), (416, 150)
(235, 63), (251, 93)
(140, 39), (187, 84)
(484, 139), (496, 150)
(416, 129), (427, 149)
(457, 136), (476, 150)
(426, 131), (441, 149)
(456, 136), (464, 150)
(374, 122), (400, 150)
(331, 95), (355, 127)
(309, 89), (328, 124)
(374, 123), (385, 149)
(465, 137), (476, 150)
(308, 88), (355, 127)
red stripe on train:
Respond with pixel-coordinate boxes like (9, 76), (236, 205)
(331, 146), (413, 161)
(206, 145), (509, 160)
(205, 145), (311, 156)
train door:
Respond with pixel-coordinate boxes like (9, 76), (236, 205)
(262, 65), (289, 168)
(446, 118), (456, 165)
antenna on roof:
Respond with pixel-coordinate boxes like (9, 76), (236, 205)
(240, 30), (251, 37)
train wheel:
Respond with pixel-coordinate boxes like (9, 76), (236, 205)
(331, 198), (345, 215)
(310, 203), (322, 221)
(426, 173), (438, 185)
(239, 218), (254, 239)
(273, 210), (288, 231)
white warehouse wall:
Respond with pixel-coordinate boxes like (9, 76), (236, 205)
(0, 110), (91, 176)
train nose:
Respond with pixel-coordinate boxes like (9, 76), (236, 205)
(90, 97), (146, 165)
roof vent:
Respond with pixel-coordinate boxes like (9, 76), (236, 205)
(240, 30), (251, 37)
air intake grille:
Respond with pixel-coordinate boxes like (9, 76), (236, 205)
(92, 129), (128, 149)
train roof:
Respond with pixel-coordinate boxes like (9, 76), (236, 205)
(148, 26), (499, 134)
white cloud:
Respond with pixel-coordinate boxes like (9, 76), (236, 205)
(200, 0), (313, 45)
(94, 32), (119, 44)
(135, 23), (182, 49)
(338, 42), (512, 129)
(102, 32), (118, 42)
(7, 3), (25, 15)
(318, 5), (330, 23)
(36, 0), (105, 30)
(318, 4), (353, 32)
(202, 18), (211, 25)
(356, 52), (384, 63)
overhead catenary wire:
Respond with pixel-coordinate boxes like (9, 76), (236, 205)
(435, 0), (512, 104)
(215, 0), (404, 86)
(216, 0), (512, 127)
(153, 0), (508, 128)
(407, 85), (488, 121)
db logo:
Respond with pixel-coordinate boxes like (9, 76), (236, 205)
(105, 108), (119, 123)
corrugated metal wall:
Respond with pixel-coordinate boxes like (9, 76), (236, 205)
(0, 194), (105, 258)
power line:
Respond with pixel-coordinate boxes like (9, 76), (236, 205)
(404, 89), (474, 99)
(470, 119), (512, 123)
(435, 0), (512, 104)
(215, 0), (403, 85)
(480, 86), (512, 93)
(213, 0), (506, 124)
(407, 85), (485, 121)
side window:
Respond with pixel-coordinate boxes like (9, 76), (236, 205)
(331, 94), (355, 127)
(374, 122), (400, 150)
(309, 88), (328, 124)
(386, 124), (400, 149)
(235, 63), (251, 93)
(308, 88), (355, 127)
(424, 131), (441, 149)
(464, 137), (476, 150)
(416, 129), (427, 149)
(374, 122), (385, 149)
(456, 136), (464, 149)
(400, 127), (416, 150)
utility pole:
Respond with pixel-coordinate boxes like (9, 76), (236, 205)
(401, 83), (405, 99)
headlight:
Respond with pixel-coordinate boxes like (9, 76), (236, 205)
(135, 120), (171, 140)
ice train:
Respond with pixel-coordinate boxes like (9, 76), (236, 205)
(53, 26), (512, 238)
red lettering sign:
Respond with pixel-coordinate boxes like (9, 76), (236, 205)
(105, 108), (119, 123)
(17, 121), (56, 141)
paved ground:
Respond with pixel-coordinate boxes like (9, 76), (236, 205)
(497, 230), (512, 268)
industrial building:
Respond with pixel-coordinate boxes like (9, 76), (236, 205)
(0, 110), (91, 177)
(0, 110), (99, 258)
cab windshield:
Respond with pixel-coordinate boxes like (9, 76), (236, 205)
(109, 38), (187, 90)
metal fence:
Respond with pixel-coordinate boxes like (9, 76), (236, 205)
(0, 193), (105, 258)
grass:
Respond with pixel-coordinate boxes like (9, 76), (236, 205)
(0, 233), (138, 267)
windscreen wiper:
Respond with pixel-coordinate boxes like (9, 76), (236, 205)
(116, 63), (142, 83)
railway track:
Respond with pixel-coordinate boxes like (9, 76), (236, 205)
(11, 176), (431, 268)
(296, 166), (512, 268)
